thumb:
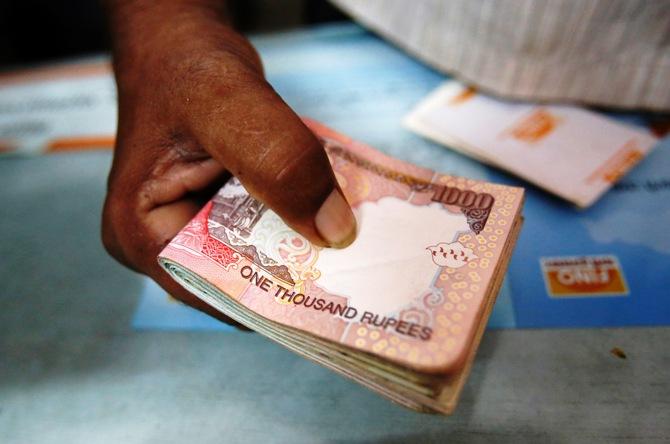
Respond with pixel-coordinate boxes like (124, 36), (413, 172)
(187, 76), (357, 248)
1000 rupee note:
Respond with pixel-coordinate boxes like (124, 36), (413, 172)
(159, 119), (524, 377)
(159, 119), (524, 413)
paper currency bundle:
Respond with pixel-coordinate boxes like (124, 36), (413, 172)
(159, 120), (524, 414)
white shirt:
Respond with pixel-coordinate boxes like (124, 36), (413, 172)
(332, 0), (670, 110)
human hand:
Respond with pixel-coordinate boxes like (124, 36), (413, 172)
(102, 0), (356, 322)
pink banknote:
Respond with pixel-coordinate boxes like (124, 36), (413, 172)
(159, 119), (524, 374)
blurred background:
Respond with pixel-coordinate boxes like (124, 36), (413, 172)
(0, 0), (348, 69)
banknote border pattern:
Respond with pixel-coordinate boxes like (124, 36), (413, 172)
(325, 143), (493, 234)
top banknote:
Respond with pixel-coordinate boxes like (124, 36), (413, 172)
(159, 119), (524, 373)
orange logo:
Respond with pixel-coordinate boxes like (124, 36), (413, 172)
(586, 139), (644, 184)
(448, 87), (476, 105)
(541, 255), (628, 297)
(505, 108), (559, 143)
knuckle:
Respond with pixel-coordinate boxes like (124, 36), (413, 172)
(271, 150), (309, 186)
(101, 223), (121, 262)
(180, 51), (260, 94)
(181, 53), (227, 83)
(101, 193), (126, 259)
(102, 183), (171, 274)
(265, 141), (335, 214)
(101, 189), (144, 272)
(273, 142), (330, 187)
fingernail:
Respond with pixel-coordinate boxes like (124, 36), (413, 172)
(315, 189), (357, 248)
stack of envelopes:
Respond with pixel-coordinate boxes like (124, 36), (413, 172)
(404, 81), (658, 208)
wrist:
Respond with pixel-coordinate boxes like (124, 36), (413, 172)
(106, 0), (262, 91)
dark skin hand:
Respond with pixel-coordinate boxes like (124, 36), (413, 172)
(102, 0), (356, 323)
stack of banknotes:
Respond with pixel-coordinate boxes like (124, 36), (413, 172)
(404, 81), (659, 208)
(159, 120), (525, 415)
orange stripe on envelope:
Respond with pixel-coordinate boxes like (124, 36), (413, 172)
(448, 87), (476, 105)
(0, 140), (16, 153)
(586, 139), (643, 184)
(0, 61), (112, 87)
(504, 108), (559, 143)
(47, 136), (115, 152)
